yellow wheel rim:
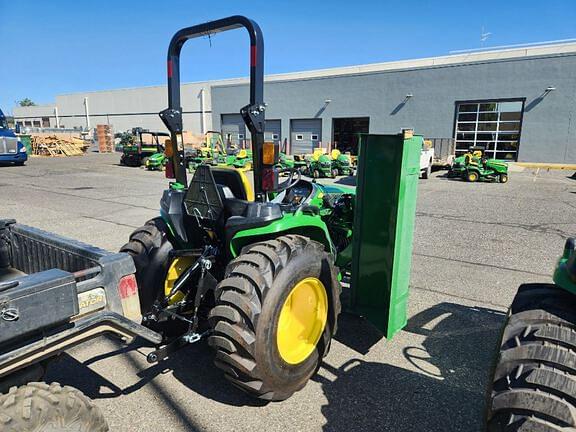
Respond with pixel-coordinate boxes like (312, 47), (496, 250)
(164, 256), (195, 304)
(469, 173), (477, 181)
(276, 277), (328, 365)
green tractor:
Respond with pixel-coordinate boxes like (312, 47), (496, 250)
(448, 147), (509, 183)
(487, 238), (576, 430)
(120, 16), (421, 402)
(330, 149), (355, 177)
(120, 129), (170, 167)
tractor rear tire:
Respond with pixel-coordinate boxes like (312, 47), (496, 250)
(119, 218), (184, 336)
(208, 235), (341, 401)
(487, 283), (576, 431)
(0, 382), (108, 432)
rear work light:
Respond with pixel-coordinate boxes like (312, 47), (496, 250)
(118, 274), (142, 322)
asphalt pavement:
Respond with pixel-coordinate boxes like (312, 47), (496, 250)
(1, 153), (575, 431)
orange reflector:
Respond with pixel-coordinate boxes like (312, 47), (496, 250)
(118, 274), (142, 322)
(164, 139), (173, 157)
(263, 141), (275, 165)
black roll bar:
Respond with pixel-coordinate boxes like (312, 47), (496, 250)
(159, 16), (265, 196)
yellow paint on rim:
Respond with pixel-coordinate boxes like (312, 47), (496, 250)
(276, 277), (328, 365)
(164, 256), (195, 304)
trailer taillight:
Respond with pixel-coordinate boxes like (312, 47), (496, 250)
(118, 275), (142, 322)
(165, 159), (175, 178)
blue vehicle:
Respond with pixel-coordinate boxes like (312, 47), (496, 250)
(0, 109), (27, 165)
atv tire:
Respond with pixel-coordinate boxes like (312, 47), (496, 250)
(0, 382), (108, 432)
(208, 235), (341, 401)
(487, 283), (576, 431)
(120, 218), (184, 335)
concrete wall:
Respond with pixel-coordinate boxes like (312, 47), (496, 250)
(15, 83), (213, 133)
(211, 53), (576, 163)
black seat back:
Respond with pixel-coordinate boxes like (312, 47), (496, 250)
(184, 165), (223, 222)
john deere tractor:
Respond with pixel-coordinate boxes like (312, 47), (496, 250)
(119, 16), (421, 402)
(487, 239), (576, 430)
(449, 147), (509, 183)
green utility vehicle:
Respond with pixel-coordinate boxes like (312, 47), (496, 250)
(120, 129), (170, 167)
(330, 149), (354, 177)
(487, 239), (576, 430)
(448, 147), (509, 183)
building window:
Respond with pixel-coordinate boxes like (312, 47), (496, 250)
(33, 120), (41, 127)
(238, 134), (244, 140)
(272, 134), (279, 140)
(295, 134), (303, 141)
(454, 100), (523, 161)
(24, 121), (32, 127)
(311, 134), (319, 141)
(42, 117), (50, 128)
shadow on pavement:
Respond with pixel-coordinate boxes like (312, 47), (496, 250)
(316, 302), (506, 431)
(46, 302), (506, 431)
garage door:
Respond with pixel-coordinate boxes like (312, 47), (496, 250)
(290, 119), (322, 155)
(221, 114), (246, 148)
(265, 119), (281, 147)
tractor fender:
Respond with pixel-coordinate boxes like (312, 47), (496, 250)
(228, 214), (334, 258)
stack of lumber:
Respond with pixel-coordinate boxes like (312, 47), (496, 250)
(96, 124), (114, 153)
(30, 134), (89, 157)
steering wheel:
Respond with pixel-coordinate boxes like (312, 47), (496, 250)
(275, 167), (302, 193)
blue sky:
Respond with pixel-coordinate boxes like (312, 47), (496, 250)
(1, 0), (575, 113)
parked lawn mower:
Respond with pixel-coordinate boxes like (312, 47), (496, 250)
(448, 147), (509, 183)
(331, 149), (354, 176)
(120, 129), (170, 167)
(305, 151), (334, 178)
(145, 151), (168, 171)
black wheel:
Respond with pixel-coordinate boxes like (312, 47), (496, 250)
(119, 218), (190, 335)
(422, 164), (431, 179)
(499, 174), (509, 184)
(313, 169), (320, 179)
(208, 235), (341, 401)
(14, 161), (25, 166)
(0, 382), (108, 432)
(140, 156), (149, 167)
(467, 170), (479, 182)
(487, 283), (576, 431)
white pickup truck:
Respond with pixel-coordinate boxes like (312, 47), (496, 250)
(419, 137), (435, 179)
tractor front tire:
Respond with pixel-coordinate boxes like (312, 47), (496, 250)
(487, 283), (576, 431)
(499, 174), (509, 184)
(0, 382), (108, 432)
(312, 169), (320, 179)
(208, 235), (341, 401)
(467, 170), (479, 182)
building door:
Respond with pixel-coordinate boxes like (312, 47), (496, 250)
(290, 119), (322, 155)
(265, 119), (282, 148)
(332, 117), (369, 155)
(221, 114), (247, 148)
(454, 100), (524, 160)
